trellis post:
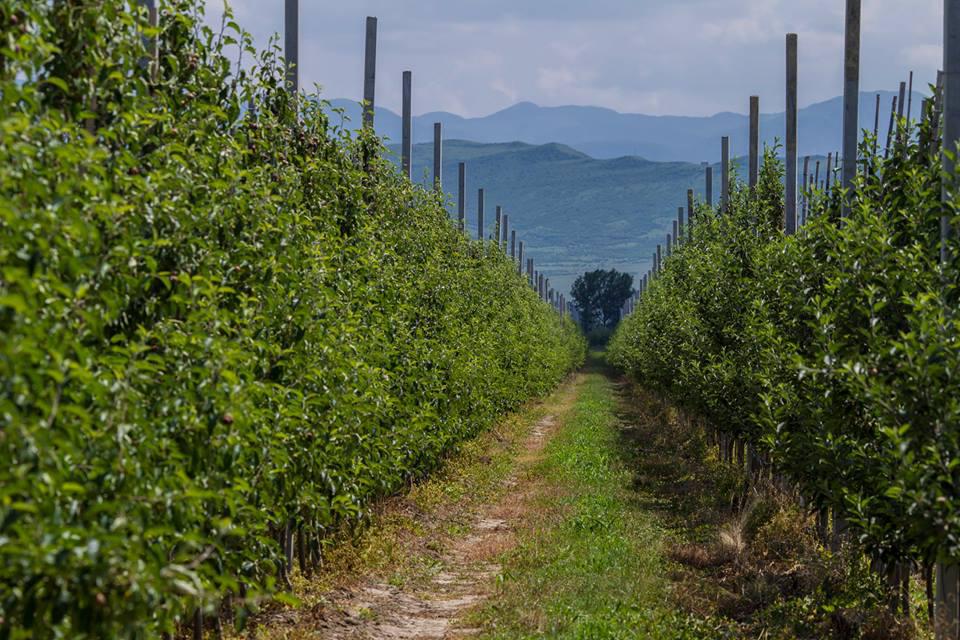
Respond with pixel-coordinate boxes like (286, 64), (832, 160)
(749, 96), (760, 190)
(502, 214), (509, 251)
(678, 207), (685, 245)
(511, 230), (517, 259)
(433, 122), (442, 191)
(401, 71), (412, 180)
(841, 0), (861, 218)
(477, 189), (485, 241)
(705, 165), (714, 208)
(363, 17), (377, 129)
(721, 136), (730, 212)
(458, 163), (466, 231)
(785, 33), (799, 235)
(284, 0), (299, 94)
(936, 5), (960, 634)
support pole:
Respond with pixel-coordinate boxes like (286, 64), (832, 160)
(721, 137), (730, 212)
(363, 17), (377, 129)
(936, 5), (960, 634)
(433, 122), (442, 191)
(785, 33), (799, 235)
(284, 0), (299, 95)
(705, 165), (713, 209)
(477, 189), (485, 242)
(518, 241), (524, 274)
(502, 214), (509, 251)
(511, 230), (517, 259)
(401, 71), (412, 180)
(841, 0), (861, 217)
(678, 206), (685, 245)
(749, 96), (760, 190)
(458, 163), (466, 231)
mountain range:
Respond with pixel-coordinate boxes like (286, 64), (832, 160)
(331, 90), (926, 163)
(396, 140), (815, 295)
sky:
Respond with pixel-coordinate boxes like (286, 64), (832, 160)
(205, 0), (943, 118)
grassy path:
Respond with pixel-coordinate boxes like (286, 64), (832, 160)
(471, 362), (720, 639)
(242, 359), (727, 639)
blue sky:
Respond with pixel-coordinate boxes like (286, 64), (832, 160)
(206, 0), (942, 118)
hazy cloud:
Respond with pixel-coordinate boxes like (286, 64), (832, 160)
(206, 0), (942, 117)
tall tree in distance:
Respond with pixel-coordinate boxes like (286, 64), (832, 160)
(571, 269), (634, 332)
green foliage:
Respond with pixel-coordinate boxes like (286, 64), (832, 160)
(571, 268), (634, 331)
(610, 116), (960, 578)
(0, 2), (586, 637)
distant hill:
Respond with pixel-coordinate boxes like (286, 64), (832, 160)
(391, 140), (805, 296)
(329, 91), (925, 163)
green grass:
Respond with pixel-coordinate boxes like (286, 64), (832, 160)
(473, 372), (727, 639)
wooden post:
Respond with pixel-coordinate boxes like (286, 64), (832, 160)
(502, 214), (509, 251)
(785, 33), (799, 235)
(749, 96), (760, 190)
(518, 241), (524, 274)
(401, 71), (412, 180)
(477, 189), (485, 241)
(433, 122), (442, 191)
(687, 189), (694, 226)
(495, 206), (502, 243)
(677, 206), (685, 245)
(656, 244), (662, 273)
(511, 230), (517, 259)
(284, 0), (299, 94)
(457, 163), (466, 231)
(720, 136), (730, 212)
(673, 220), (679, 249)
(841, 0), (860, 217)
(363, 17), (377, 129)
(666, 233), (673, 257)
(705, 165), (714, 208)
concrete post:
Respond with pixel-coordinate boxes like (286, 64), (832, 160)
(363, 17), (377, 129)
(749, 96), (760, 190)
(785, 33), (799, 235)
(458, 163), (466, 231)
(401, 71), (412, 180)
(433, 122), (442, 191)
(721, 136), (730, 212)
(477, 189), (485, 241)
(841, 0), (861, 217)
(284, 0), (299, 94)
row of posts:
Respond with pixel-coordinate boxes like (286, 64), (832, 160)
(624, 1), (960, 636)
(281, 2), (568, 318)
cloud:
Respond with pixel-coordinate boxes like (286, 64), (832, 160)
(206, 0), (942, 117)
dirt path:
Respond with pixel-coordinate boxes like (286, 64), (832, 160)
(313, 415), (556, 639)
(250, 377), (580, 640)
